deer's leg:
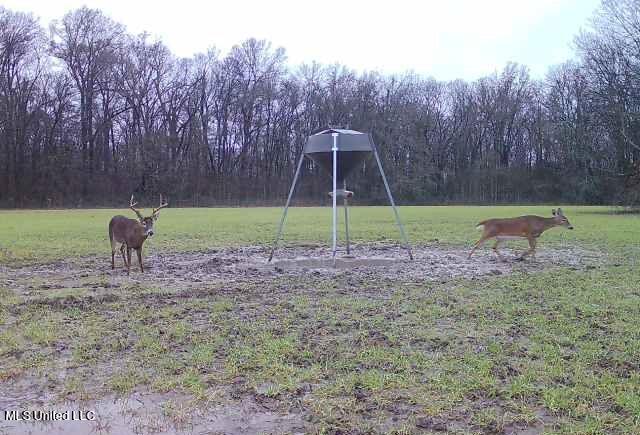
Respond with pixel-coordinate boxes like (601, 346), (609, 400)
(111, 249), (115, 270)
(119, 244), (126, 268)
(519, 237), (537, 261)
(137, 248), (143, 273)
(111, 238), (116, 269)
(468, 235), (491, 259)
(493, 239), (505, 261)
(126, 247), (132, 275)
(529, 237), (537, 260)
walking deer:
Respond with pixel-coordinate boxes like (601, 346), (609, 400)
(468, 208), (573, 261)
(109, 195), (168, 274)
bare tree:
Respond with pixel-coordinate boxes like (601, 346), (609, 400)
(50, 7), (124, 199)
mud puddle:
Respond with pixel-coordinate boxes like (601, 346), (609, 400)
(0, 392), (305, 435)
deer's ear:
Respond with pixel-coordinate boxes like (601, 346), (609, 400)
(153, 213), (159, 221)
(552, 209), (557, 216)
(557, 208), (563, 216)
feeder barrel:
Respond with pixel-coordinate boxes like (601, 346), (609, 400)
(303, 129), (373, 183)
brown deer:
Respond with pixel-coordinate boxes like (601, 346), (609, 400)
(109, 195), (168, 274)
(468, 208), (573, 261)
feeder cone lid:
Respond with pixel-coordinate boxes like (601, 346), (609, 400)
(303, 129), (373, 182)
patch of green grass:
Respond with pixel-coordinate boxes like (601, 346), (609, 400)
(190, 343), (216, 369)
(109, 368), (147, 395)
(0, 287), (20, 306)
(168, 320), (192, 343)
(61, 375), (92, 401)
(0, 310), (66, 364)
(19, 352), (50, 370)
(226, 332), (303, 391)
(0, 330), (19, 356)
(181, 369), (207, 398)
(471, 407), (504, 433)
(22, 317), (59, 346)
(0, 288), (21, 326)
(35, 287), (92, 300)
(134, 326), (168, 362)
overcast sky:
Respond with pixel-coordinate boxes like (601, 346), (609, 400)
(3, 0), (600, 81)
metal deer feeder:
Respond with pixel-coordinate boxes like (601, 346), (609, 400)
(268, 129), (412, 261)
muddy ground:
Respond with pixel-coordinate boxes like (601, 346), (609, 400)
(0, 390), (304, 435)
(0, 244), (601, 435)
(1, 243), (598, 295)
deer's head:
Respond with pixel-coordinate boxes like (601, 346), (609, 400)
(552, 208), (573, 230)
(130, 194), (168, 237)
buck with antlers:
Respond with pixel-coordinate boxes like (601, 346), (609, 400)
(109, 195), (168, 274)
(468, 208), (573, 261)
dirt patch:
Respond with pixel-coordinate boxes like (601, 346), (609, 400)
(1, 243), (599, 298)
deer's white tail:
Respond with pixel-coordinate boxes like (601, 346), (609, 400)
(475, 220), (489, 230)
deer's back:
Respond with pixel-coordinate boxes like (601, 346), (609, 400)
(481, 215), (546, 237)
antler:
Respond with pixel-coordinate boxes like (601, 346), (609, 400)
(130, 195), (144, 220)
(152, 194), (168, 217)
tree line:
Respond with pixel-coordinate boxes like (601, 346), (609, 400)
(1, 0), (639, 208)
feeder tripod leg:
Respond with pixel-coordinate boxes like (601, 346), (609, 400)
(268, 153), (305, 262)
(343, 179), (350, 255)
(370, 136), (413, 260)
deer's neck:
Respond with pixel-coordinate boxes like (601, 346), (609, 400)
(541, 217), (558, 232)
(136, 223), (148, 241)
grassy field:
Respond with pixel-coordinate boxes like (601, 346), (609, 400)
(1, 205), (638, 265)
(1, 206), (639, 434)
